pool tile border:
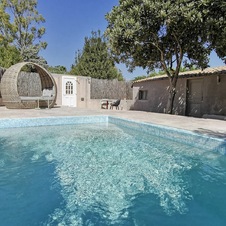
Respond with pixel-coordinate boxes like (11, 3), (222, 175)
(0, 115), (225, 154)
(109, 116), (226, 154)
(0, 115), (108, 128)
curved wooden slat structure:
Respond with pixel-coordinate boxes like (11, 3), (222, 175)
(0, 62), (57, 109)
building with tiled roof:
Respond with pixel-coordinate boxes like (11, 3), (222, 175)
(132, 66), (226, 118)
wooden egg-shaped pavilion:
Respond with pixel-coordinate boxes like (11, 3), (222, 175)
(0, 62), (57, 109)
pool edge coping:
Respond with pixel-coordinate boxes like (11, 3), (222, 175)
(0, 115), (225, 154)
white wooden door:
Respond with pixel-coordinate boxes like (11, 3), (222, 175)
(62, 77), (77, 107)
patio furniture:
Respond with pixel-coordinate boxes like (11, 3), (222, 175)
(0, 62), (57, 109)
(20, 97), (51, 109)
(101, 99), (113, 109)
(110, 99), (121, 110)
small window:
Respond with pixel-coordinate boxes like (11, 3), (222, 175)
(139, 90), (148, 100)
(66, 81), (73, 95)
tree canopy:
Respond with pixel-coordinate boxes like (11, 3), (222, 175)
(0, 0), (47, 66)
(48, 65), (68, 74)
(0, 45), (21, 68)
(105, 0), (226, 113)
(204, 0), (226, 63)
(70, 31), (124, 81)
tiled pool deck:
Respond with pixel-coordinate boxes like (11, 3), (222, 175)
(0, 106), (226, 140)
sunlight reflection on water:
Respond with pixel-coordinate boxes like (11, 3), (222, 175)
(1, 123), (226, 226)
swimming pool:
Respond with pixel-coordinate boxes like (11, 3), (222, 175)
(0, 116), (226, 225)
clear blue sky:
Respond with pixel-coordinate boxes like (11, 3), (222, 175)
(38, 0), (224, 80)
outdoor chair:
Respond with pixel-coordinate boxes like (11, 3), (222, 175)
(101, 99), (110, 109)
(110, 99), (121, 110)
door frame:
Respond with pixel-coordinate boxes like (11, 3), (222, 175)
(185, 77), (204, 117)
(62, 76), (77, 107)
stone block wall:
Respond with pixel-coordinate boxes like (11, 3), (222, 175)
(91, 78), (133, 100)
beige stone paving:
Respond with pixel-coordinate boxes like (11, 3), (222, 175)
(0, 106), (226, 139)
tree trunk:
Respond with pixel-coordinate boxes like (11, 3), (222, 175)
(166, 76), (177, 114)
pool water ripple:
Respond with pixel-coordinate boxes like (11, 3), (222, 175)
(35, 125), (206, 223)
(0, 123), (226, 225)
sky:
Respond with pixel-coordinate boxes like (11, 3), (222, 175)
(37, 0), (224, 80)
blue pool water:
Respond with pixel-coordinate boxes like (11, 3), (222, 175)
(0, 119), (226, 225)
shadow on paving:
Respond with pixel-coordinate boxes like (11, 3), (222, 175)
(194, 128), (226, 140)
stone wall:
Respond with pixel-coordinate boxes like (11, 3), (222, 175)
(91, 78), (133, 100)
(17, 72), (42, 96)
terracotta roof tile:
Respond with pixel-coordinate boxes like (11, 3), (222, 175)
(132, 65), (226, 84)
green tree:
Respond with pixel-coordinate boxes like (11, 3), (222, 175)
(70, 31), (124, 81)
(0, 45), (21, 68)
(203, 1), (226, 63)
(132, 75), (148, 81)
(0, 0), (47, 65)
(105, 0), (225, 114)
(0, 2), (13, 45)
(48, 65), (67, 74)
